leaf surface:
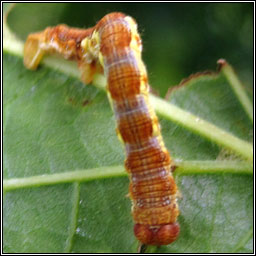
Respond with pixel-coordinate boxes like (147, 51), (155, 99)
(3, 3), (253, 253)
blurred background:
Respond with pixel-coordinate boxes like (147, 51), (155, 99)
(7, 2), (253, 97)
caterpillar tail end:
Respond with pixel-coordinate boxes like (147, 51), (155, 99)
(24, 32), (45, 70)
(134, 222), (180, 246)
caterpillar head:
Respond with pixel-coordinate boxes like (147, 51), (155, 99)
(134, 222), (180, 245)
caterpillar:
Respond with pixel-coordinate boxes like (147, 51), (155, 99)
(24, 12), (180, 247)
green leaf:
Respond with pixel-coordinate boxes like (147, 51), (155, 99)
(3, 3), (253, 253)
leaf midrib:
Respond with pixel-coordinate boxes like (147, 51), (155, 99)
(3, 160), (253, 192)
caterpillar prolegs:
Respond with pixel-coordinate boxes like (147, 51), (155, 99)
(24, 12), (180, 247)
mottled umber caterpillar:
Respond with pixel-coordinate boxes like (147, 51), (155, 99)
(24, 12), (180, 247)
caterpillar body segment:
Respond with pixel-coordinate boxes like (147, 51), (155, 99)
(24, 12), (180, 246)
(24, 24), (100, 84)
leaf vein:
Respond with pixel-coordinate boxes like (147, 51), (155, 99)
(64, 182), (80, 253)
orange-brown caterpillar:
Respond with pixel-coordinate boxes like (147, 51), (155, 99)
(24, 12), (180, 247)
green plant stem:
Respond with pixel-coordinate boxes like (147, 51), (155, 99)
(3, 161), (253, 192)
(175, 160), (253, 176)
(3, 165), (125, 192)
(221, 63), (253, 123)
(150, 95), (253, 162)
(3, 19), (23, 56)
(3, 20), (253, 162)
